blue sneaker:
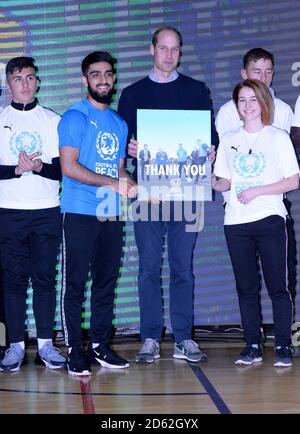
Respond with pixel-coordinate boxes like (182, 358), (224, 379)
(35, 341), (66, 369)
(274, 347), (292, 367)
(235, 345), (262, 365)
(0, 344), (27, 372)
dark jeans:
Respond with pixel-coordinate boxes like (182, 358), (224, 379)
(134, 202), (198, 343)
(0, 207), (62, 343)
(61, 213), (124, 347)
(225, 215), (293, 347)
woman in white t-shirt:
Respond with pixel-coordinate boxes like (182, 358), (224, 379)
(212, 79), (299, 368)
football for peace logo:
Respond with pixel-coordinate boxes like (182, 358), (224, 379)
(233, 152), (266, 178)
(96, 131), (119, 161)
(10, 131), (42, 156)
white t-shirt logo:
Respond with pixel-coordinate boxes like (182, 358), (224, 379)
(233, 152), (266, 178)
(10, 131), (42, 156)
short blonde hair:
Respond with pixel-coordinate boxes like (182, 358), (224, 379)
(232, 79), (274, 125)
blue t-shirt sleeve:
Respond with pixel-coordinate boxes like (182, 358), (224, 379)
(58, 110), (87, 150)
(119, 119), (128, 159)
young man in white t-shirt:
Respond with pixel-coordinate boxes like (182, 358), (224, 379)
(215, 47), (296, 306)
(0, 57), (65, 372)
(216, 48), (293, 136)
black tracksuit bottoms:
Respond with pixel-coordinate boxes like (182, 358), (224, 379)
(0, 207), (62, 343)
(61, 213), (124, 348)
(224, 215), (293, 348)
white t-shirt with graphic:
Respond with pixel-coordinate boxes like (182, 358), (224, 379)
(292, 94), (300, 127)
(0, 105), (60, 209)
(214, 125), (299, 225)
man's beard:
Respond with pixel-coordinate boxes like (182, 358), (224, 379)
(88, 83), (114, 104)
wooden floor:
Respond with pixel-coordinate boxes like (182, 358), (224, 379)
(1, 339), (300, 414)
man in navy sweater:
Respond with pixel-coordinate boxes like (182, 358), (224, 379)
(118, 26), (219, 364)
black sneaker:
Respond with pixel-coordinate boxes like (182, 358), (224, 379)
(274, 346), (292, 367)
(67, 346), (91, 376)
(235, 345), (263, 365)
(88, 343), (130, 369)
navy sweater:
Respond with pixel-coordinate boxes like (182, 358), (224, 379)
(118, 73), (219, 180)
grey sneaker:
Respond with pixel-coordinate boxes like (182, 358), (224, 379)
(136, 338), (160, 364)
(35, 341), (66, 369)
(0, 343), (27, 372)
(173, 339), (208, 362)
